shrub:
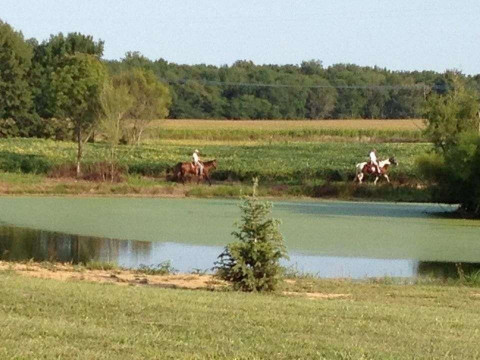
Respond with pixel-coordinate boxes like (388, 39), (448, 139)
(417, 133), (480, 214)
(0, 152), (52, 174)
(49, 162), (126, 182)
(135, 261), (177, 275)
(0, 118), (19, 138)
(215, 179), (288, 292)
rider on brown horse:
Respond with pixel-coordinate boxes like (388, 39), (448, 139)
(192, 149), (204, 176)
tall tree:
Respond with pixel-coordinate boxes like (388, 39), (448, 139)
(30, 32), (104, 119)
(51, 54), (106, 176)
(113, 68), (171, 144)
(99, 79), (134, 180)
(423, 72), (479, 152)
(0, 20), (33, 122)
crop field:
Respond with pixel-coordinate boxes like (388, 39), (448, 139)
(146, 119), (426, 143)
(157, 119), (425, 130)
(0, 138), (431, 185)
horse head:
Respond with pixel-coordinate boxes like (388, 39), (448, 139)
(209, 159), (218, 169)
(389, 156), (398, 166)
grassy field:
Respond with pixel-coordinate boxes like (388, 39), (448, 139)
(1, 270), (479, 359)
(0, 138), (430, 182)
(0, 119), (433, 199)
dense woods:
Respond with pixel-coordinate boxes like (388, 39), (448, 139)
(110, 53), (480, 121)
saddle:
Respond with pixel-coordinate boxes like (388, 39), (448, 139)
(192, 162), (202, 176)
(366, 161), (381, 175)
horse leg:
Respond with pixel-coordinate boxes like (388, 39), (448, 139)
(374, 176), (379, 185)
(358, 173), (363, 184)
(205, 173), (211, 186)
(384, 174), (390, 183)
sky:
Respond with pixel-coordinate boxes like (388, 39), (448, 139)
(2, 0), (480, 75)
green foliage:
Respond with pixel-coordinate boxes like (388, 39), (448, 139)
(417, 133), (480, 215)
(136, 261), (177, 275)
(112, 68), (171, 144)
(30, 32), (104, 119)
(51, 54), (106, 126)
(0, 20), (34, 124)
(84, 260), (118, 271)
(0, 152), (51, 174)
(99, 79), (134, 179)
(215, 179), (288, 291)
(420, 74), (480, 215)
(0, 118), (19, 138)
(423, 73), (479, 152)
(51, 53), (107, 175)
(104, 55), (452, 120)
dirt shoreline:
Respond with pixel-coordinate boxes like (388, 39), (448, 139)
(0, 261), (225, 290)
(0, 261), (354, 299)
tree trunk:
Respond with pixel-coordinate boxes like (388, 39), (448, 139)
(76, 128), (82, 178)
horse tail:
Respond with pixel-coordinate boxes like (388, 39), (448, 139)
(355, 162), (363, 174)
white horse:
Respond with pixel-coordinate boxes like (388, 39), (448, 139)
(355, 157), (398, 185)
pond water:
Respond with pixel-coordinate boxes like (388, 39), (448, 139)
(0, 197), (479, 278)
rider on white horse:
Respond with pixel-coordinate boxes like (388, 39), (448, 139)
(369, 149), (381, 175)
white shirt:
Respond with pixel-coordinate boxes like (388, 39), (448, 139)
(369, 151), (377, 163)
(193, 152), (199, 163)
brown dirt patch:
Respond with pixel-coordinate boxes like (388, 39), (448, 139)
(283, 291), (351, 300)
(0, 261), (226, 290)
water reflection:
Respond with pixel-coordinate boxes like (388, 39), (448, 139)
(1, 225), (479, 279)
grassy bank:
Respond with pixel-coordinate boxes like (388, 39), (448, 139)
(1, 269), (479, 359)
(0, 171), (432, 203)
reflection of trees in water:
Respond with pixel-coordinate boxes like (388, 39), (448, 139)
(0, 225), (153, 265)
(1, 226), (80, 262)
(418, 261), (480, 279)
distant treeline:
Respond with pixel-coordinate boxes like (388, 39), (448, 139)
(2, 19), (480, 141)
(107, 53), (480, 120)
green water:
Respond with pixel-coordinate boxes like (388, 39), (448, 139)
(0, 197), (479, 262)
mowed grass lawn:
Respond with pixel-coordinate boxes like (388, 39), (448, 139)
(1, 271), (479, 359)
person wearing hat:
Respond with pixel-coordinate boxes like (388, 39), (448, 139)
(369, 149), (380, 175)
(192, 149), (204, 177)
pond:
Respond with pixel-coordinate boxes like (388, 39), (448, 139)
(1, 197), (479, 278)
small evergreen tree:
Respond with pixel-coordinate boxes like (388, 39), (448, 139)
(215, 179), (288, 292)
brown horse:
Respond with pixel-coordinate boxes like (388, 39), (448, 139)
(169, 159), (218, 185)
(355, 156), (398, 185)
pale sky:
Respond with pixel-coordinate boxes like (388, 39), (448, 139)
(2, 0), (479, 74)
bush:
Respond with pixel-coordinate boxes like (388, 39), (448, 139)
(0, 118), (19, 138)
(49, 162), (126, 182)
(416, 133), (480, 214)
(0, 152), (52, 174)
(215, 179), (288, 292)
